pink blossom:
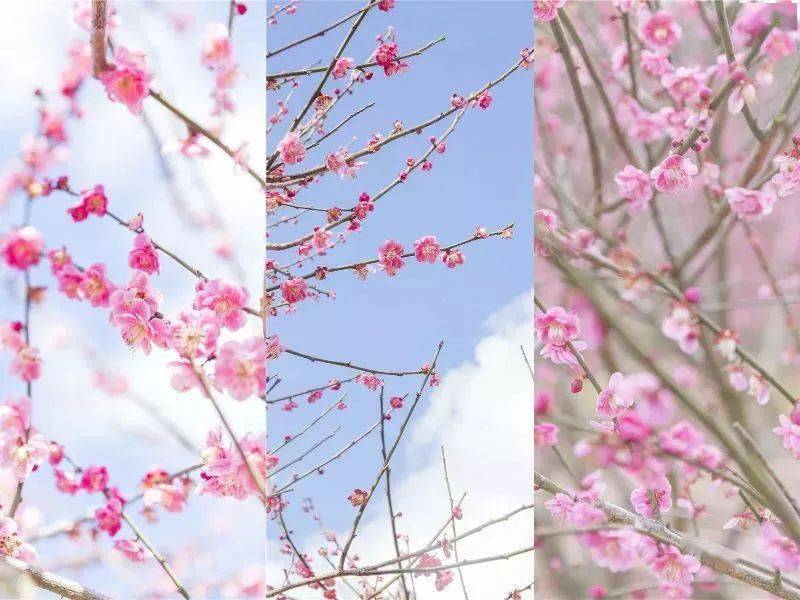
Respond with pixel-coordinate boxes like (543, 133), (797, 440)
(199, 429), (268, 499)
(194, 279), (249, 330)
(169, 360), (201, 393)
(630, 476), (672, 518)
(80, 185), (109, 217)
(332, 57), (354, 80)
(442, 249), (465, 268)
(748, 374), (770, 406)
(758, 521), (800, 571)
(659, 420), (704, 457)
(214, 337), (266, 401)
(614, 165), (653, 214)
(435, 570), (453, 591)
(535, 307), (587, 365)
(81, 465), (109, 493)
(651, 546), (701, 587)
(774, 414), (800, 459)
(112, 298), (167, 354)
(128, 233), (160, 274)
(280, 278), (308, 304)
(1, 226), (44, 270)
(661, 302), (698, 354)
(9, 345), (42, 383)
(95, 498), (123, 536)
(167, 310), (220, 359)
(596, 372), (633, 418)
(378, 240), (405, 276)
(641, 49), (673, 76)
(763, 28), (796, 61)
(114, 539), (147, 562)
(545, 493), (575, 521)
(582, 530), (641, 572)
(201, 23), (232, 69)
(477, 91), (492, 110)
(641, 11), (682, 49)
(413, 235), (441, 264)
(98, 48), (153, 115)
(0, 517), (36, 561)
(79, 263), (116, 307)
(650, 154), (698, 194)
(725, 186), (776, 221)
(110, 270), (161, 316)
(661, 66), (706, 103)
(534, 422), (559, 447)
(9, 434), (49, 480)
(277, 132), (306, 165)
(534, 0), (565, 22)
(375, 42), (406, 76)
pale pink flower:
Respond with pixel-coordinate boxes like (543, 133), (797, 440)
(662, 302), (698, 354)
(79, 263), (116, 307)
(442, 249), (465, 268)
(169, 361), (201, 393)
(201, 23), (232, 69)
(109, 270), (161, 317)
(614, 165), (653, 214)
(774, 414), (800, 459)
(114, 539), (147, 562)
(280, 278), (308, 304)
(98, 48), (153, 115)
(332, 57), (354, 80)
(0, 517), (36, 561)
(659, 420), (703, 457)
(545, 493), (575, 521)
(1, 227), (44, 270)
(9, 434), (49, 480)
(641, 11), (681, 49)
(758, 521), (800, 571)
(167, 310), (220, 359)
(194, 279), (249, 330)
(535, 307), (587, 365)
(583, 530), (640, 572)
(534, 0), (565, 22)
(214, 337), (266, 401)
(534, 422), (559, 447)
(277, 132), (306, 164)
(9, 345), (42, 383)
(763, 28), (796, 61)
(413, 235), (441, 264)
(596, 372), (633, 418)
(661, 66), (706, 103)
(128, 233), (160, 274)
(378, 240), (405, 276)
(630, 476), (672, 518)
(772, 154), (800, 198)
(650, 154), (698, 194)
(651, 546), (701, 587)
(112, 298), (167, 354)
(641, 49), (673, 76)
(748, 374), (770, 405)
(725, 186), (776, 221)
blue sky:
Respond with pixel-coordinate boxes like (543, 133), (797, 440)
(267, 0), (533, 582)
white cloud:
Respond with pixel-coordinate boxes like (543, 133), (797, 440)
(280, 292), (534, 598)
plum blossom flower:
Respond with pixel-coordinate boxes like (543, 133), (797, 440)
(332, 57), (354, 79)
(630, 476), (672, 518)
(772, 153), (800, 199)
(167, 310), (219, 359)
(748, 374), (770, 405)
(79, 263), (115, 307)
(641, 11), (681, 49)
(774, 413), (800, 459)
(413, 235), (441, 263)
(280, 278), (308, 304)
(378, 240), (405, 276)
(725, 186), (776, 221)
(659, 421), (703, 457)
(534, 422), (559, 447)
(128, 233), (160, 274)
(596, 372), (633, 418)
(199, 429), (269, 499)
(651, 546), (701, 587)
(442, 249), (465, 268)
(277, 132), (306, 164)
(201, 23), (232, 69)
(98, 48), (153, 115)
(0, 517), (36, 561)
(95, 498), (123, 536)
(110, 270), (161, 317)
(9, 434), (49, 480)
(112, 298), (167, 354)
(758, 521), (800, 571)
(1, 226), (44, 270)
(194, 279), (249, 330)
(114, 539), (147, 562)
(535, 307), (587, 365)
(81, 465), (109, 493)
(650, 155), (698, 194)
(662, 302), (698, 354)
(614, 165), (653, 214)
(9, 345), (42, 382)
(214, 337), (266, 400)
(534, 0), (565, 21)
(582, 530), (641, 572)
(661, 66), (706, 103)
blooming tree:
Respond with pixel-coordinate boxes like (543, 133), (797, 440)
(535, 1), (800, 599)
(266, 1), (532, 598)
(0, 1), (266, 597)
